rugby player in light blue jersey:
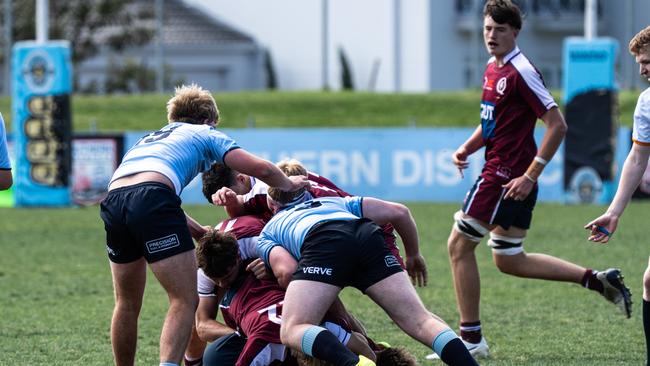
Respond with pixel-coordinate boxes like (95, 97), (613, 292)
(99, 84), (308, 366)
(256, 187), (478, 366)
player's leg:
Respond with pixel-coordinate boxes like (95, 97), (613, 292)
(447, 177), (501, 352)
(183, 324), (205, 366)
(447, 211), (490, 351)
(110, 258), (147, 366)
(643, 258), (650, 365)
(281, 280), (362, 366)
(491, 225), (632, 317)
(202, 332), (246, 366)
(150, 249), (199, 365)
(364, 272), (478, 365)
(490, 225), (586, 281)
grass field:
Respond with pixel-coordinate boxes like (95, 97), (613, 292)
(1, 201), (647, 365)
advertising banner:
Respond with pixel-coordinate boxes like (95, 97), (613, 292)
(562, 37), (619, 204)
(12, 41), (72, 206)
(72, 135), (123, 206)
(124, 127), (565, 205)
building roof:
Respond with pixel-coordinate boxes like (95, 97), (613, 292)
(94, 0), (256, 47)
(161, 0), (256, 45)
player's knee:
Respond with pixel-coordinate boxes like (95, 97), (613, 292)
(452, 211), (488, 242)
(488, 233), (524, 273)
(449, 211), (486, 257)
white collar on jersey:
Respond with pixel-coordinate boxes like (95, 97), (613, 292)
(487, 46), (521, 66)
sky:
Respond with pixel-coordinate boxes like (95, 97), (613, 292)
(185, 0), (429, 92)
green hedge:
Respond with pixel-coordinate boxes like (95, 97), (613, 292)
(0, 90), (641, 132)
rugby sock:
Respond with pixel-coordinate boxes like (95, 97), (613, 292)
(302, 325), (359, 366)
(581, 269), (604, 294)
(459, 321), (482, 344)
(643, 299), (650, 365)
(432, 329), (479, 366)
(183, 355), (202, 366)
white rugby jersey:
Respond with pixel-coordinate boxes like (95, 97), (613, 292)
(110, 122), (239, 195)
(633, 87), (650, 146)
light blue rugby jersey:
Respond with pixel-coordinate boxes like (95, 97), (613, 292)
(0, 113), (10, 170)
(110, 122), (239, 195)
(257, 196), (364, 264)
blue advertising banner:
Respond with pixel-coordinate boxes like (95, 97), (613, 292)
(12, 41), (73, 206)
(125, 127), (567, 205)
(562, 37), (619, 204)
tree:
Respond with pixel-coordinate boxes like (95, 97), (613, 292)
(264, 48), (277, 90)
(338, 46), (354, 91)
(1, 0), (153, 66)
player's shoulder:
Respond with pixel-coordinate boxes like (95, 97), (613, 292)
(509, 50), (540, 78)
(638, 87), (650, 104)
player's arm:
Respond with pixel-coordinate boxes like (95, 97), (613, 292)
(224, 149), (308, 191)
(585, 143), (650, 242)
(360, 197), (427, 287)
(195, 288), (236, 342)
(453, 124), (485, 176)
(185, 213), (211, 240)
(267, 246), (298, 289)
(504, 107), (567, 200)
(210, 187), (247, 217)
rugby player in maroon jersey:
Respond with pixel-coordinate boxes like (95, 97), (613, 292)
(431, 0), (631, 360)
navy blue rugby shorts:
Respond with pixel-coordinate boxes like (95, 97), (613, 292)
(293, 218), (404, 292)
(99, 181), (194, 263)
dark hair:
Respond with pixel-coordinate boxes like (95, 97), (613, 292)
(196, 229), (239, 279)
(201, 163), (237, 204)
(376, 347), (417, 366)
(483, 0), (522, 30)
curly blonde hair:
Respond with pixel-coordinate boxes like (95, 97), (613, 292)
(629, 25), (650, 56)
(166, 83), (219, 125)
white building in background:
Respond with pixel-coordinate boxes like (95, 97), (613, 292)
(187, 0), (650, 92)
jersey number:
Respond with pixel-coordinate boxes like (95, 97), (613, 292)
(257, 301), (284, 325)
(294, 200), (322, 211)
(140, 125), (181, 144)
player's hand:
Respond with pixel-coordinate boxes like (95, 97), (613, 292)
(286, 175), (310, 191)
(211, 187), (238, 206)
(406, 253), (428, 287)
(246, 258), (272, 280)
(452, 146), (469, 178)
(503, 175), (534, 201)
(584, 214), (618, 243)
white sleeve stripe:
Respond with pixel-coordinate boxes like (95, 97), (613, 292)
(511, 54), (556, 110)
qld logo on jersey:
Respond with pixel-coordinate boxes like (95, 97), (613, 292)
(480, 101), (496, 139)
(496, 77), (507, 95)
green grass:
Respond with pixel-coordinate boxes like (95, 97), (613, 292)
(0, 89), (642, 132)
(1, 202), (647, 365)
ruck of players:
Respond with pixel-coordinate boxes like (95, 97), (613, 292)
(95, 1), (650, 365)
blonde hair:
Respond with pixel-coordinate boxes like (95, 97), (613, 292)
(276, 159), (308, 177)
(166, 83), (219, 125)
(629, 25), (650, 55)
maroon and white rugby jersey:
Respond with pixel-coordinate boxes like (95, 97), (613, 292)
(220, 271), (285, 342)
(197, 214), (267, 298)
(480, 46), (557, 182)
(242, 172), (351, 214)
